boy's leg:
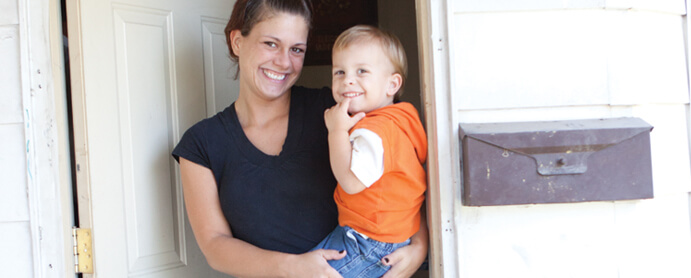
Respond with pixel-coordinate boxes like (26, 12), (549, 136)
(347, 235), (412, 278)
(311, 226), (356, 272)
(313, 226), (411, 277)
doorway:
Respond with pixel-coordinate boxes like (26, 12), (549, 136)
(62, 0), (428, 276)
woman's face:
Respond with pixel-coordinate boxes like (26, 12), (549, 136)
(231, 12), (309, 101)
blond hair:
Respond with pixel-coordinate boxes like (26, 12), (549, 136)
(333, 25), (408, 100)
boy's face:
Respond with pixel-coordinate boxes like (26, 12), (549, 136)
(331, 40), (401, 114)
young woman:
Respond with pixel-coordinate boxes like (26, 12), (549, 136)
(172, 1), (428, 277)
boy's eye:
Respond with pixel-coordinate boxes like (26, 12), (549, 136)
(333, 70), (344, 76)
(357, 69), (368, 74)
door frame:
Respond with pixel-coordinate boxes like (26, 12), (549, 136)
(63, 1), (95, 277)
(61, 0), (459, 277)
(66, 0), (93, 235)
(415, 0), (459, 277)
(65, 0), (94, 240)
(685, 0), (691, 249)
(49, 0), (78, 276)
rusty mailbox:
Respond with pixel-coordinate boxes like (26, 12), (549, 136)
(459, 117), (654, 206)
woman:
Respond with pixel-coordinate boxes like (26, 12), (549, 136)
(172, 0), (428, 277)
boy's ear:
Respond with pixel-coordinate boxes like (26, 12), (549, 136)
(386, 73), (403, 97)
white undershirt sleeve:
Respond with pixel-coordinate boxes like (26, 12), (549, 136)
(349, 128), (384, 188)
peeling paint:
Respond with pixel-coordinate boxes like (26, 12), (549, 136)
(26, 140), (32, 180)
(25, 109), (32, 180)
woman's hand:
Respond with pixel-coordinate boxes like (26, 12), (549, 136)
(380, 243), (426, 278)
(283, 249), (346, 278)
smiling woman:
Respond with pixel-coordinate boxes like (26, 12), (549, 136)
(229, 12), (308, 104)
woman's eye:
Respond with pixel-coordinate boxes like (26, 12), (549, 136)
(264, 41), (277, 48)
(291, 47), (305, 54)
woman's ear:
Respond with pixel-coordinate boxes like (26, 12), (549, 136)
(229, 29), (243, 55)
(386, 73), (403, 97)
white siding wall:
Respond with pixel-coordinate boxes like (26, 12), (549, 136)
(448, 0), (691, 277)
(0, 0), (66, 277)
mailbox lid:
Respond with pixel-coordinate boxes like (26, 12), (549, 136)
(460, 117), (652, 175)
(459, 117), (654, 206)
(459, 117), (652, 151)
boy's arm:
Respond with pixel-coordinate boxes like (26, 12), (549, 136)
(328, 129), (367, 194)
(324, 98), (367, 194)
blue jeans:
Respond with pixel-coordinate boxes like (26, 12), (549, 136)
(312, 225), (411, 278)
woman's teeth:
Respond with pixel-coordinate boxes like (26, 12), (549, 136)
(264, 70), (286, 81)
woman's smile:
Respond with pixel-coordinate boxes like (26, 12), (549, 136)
(262, 69), (287, 81)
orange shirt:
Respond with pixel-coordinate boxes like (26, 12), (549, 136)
(334, 102), (427, 243)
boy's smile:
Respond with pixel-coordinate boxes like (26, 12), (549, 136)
(342, 91), (364, 98)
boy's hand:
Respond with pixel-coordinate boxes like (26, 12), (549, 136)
(324, 98), (365, 132)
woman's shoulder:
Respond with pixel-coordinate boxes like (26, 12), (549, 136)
(180, 105), (237, 145)
(172, 105), (237, 165)
(190, 106), (233, 130)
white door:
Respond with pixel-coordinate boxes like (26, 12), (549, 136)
(68, 0), (238, 276)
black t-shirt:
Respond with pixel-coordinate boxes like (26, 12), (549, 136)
(172, 86), (338, 254)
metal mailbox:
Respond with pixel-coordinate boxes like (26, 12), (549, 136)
(459, 117), (654, 206)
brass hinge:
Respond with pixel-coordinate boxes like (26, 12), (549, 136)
(72, 227), (94, 274)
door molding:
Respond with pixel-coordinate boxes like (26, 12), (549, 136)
(65, 0), (94, 234)
(65, 2), (98, 277)
(415, 0), (460, 277)
(49, 0), (78, 276)
(18, 0), (75, 276)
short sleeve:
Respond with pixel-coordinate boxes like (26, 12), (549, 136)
(172, 123), (211, 169)
(349, 128), (384, 187)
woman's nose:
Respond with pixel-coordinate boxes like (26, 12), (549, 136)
(274, 49), (291, 68)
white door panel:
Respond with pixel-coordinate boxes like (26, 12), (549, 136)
(73, 0), (236, 276)
(202, 17), (239, 116)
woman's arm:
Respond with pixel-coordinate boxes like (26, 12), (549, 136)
(381, 206), (429, 278)
(180, 158), (345, 278)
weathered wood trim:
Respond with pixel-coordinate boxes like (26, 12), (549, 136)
(49, 0), (78, 276)
(416, 0), (460, 277)
(19, 0), (69, 276)
(65, 2), (96, 277)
